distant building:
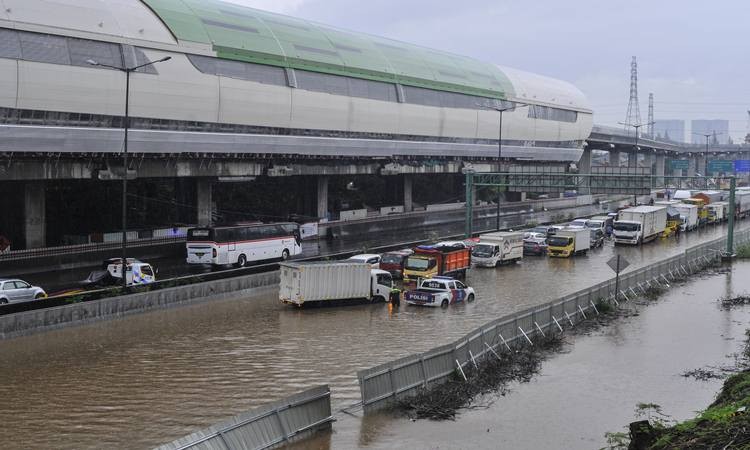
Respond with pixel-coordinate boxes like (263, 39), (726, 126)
(691, 119), (730, 144)
(653, 120), (685, 142)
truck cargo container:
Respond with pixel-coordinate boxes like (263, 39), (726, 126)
(707, 202), (728, 222)
(471, 232), (524, 267)
(403, 244), (471, 282)
(673, 204), (699, 231)
(279, 262), (393, 306)
(547, 227), (590, 257)
(682, 198), (708, 225)
(736, 191), (750, 218)
(613, 206), (667, 245)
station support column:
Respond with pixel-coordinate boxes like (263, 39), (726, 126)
(654, 152), (666, 185)
(578, 147), (592, 194)
(403, 175), (413, 212)
(196, 178), (213, 226)
(317, 176), (329, 220)
(687, 157), (697, 177)
(627, 152), (638, 168)
(24, 182), (46, 249)
(609, 150), (621, 167)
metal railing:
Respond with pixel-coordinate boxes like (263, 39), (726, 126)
(156, 385), (332, 450)
(358, 229), (750, 410)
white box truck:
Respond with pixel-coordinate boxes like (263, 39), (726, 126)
(674, 204), (699, 231)
(613, 206), (667, 245)
(707, 202), (728, 222)
(279, 261), (393, 307)
(736, 191), (750, 218)
(471, 231), (524, 267)
(546, 227), (590, 257)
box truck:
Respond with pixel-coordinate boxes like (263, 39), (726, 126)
(613, 206), (667, 245)
(471, 231), (524, 267)
(674, 203), (699, 231)
(279, 261), (393, 307)
(546, 227), (590, 257)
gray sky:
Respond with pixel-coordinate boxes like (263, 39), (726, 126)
(228, 0), (749, 142)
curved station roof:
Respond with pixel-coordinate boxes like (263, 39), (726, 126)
(142, 0), (516, 99)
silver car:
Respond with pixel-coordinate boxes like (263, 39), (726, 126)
(0, 279), (46, 304)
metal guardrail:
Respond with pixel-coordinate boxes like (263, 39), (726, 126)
(0, 236), (184, 262)
(156, 385), (332, 450)
(357, 229), (750, 410)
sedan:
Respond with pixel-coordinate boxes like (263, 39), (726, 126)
(523, 238), (548, 256)
(0, 279), (46, 304)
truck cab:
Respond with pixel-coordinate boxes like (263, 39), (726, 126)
(404, 276), (475, 308)
(546, 227), (590, 257)
(402, 244), (471, 282)
(612, 221), (642, 244)
(82, 258), (157, 288)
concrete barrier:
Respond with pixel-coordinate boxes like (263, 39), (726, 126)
(339, 209), (368, 221)
(157, 385), (333, 450)
(0, 270), (280, 340)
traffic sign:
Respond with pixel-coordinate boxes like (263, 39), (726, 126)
(735, 160), (750, 173)
(607, 255), (630, 274)
(669, 160), (689, 170)
(708, 160), (734, 174)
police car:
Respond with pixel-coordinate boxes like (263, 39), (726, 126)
(404, 276), (476, 308)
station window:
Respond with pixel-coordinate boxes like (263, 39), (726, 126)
(294, 70), (399, 102)
(528, 105), (578, 123)
(187, 54), (287, 87)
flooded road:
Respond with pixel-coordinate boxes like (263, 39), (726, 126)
(319, 261), (750, 450)
(0, 220), (744, 449)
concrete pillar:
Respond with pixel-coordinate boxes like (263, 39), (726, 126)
(24, 182), (46, 249)
(609, 150), (621, 167)
(196, 178), (213, 226)
(520, 192), (527, 202)
(655, 153), (666, 178)
(403, 175), (413, 212)
(698, 156), (707, 176)
(578, 147), (592, 194)
(317, 176), (329, 220)
(642, 152), (653, 174)
(687, 157), (697, 177)
(627, 152), (638, 168)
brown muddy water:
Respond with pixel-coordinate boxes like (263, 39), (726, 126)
(309, 262), (750, 450)
(0, 223), (745, 449)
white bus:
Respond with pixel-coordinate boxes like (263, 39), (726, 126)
(186, 223), (302, 267)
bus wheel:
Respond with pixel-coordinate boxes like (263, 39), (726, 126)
(237, 254), (247, 267)
(281, 249), (290, 260)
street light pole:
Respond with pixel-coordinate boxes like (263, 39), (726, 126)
(479, 101), (529, 230)
(619, 121), (653, 204)
(87, 56), (171, 290)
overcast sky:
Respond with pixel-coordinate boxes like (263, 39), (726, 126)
(227, 0), (749, 142)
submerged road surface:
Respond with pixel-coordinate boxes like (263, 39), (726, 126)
(0, 220), (744, 449)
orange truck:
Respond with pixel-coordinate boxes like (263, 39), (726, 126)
(402, 244), (471, 283)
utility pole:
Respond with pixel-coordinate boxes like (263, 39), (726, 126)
(624, 56), (642, 129)
(87, 55), (171, 290)
(692, 131), (725, 176)
(478, 101), (530, 231)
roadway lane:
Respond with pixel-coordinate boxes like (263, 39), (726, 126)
(10, 198), (626, 294)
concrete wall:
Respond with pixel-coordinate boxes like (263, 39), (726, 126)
(0, 271), (280, 340)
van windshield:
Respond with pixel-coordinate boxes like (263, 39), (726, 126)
(548, 236), (572, 247)
(614, 222), (640, 232)
(472, 244), (495, 257)
(586, 221), (603, 229)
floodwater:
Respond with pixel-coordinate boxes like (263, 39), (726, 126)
(0, 221), (745, 449)
(315, 261), (750, 450)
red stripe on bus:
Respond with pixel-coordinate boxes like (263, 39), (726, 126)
(187, 236), (295, 246)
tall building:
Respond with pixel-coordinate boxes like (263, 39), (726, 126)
(691, 120), (730, 144)
(653, 120), (685, 142)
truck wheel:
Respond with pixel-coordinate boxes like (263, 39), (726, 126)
(372, 295), (385, 303)
(441, 299), (449, 308)
(467, 294), (475, 302)
(281, 249), (290, 260)
(236, 254), (247, 267)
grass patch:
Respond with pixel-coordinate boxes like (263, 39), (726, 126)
(737, 243), (750, 258)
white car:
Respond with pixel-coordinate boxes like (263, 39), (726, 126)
(568, 218), (589, 228)
(404, 276), (475, 308)
(345, 254), (381, 268)
(0, 279), (46, 304)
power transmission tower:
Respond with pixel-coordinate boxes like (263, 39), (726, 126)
(624, 56), (642, 134)
(647, 93), (654, 138)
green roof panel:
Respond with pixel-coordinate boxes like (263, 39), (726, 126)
(141, 0), (515, 99)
